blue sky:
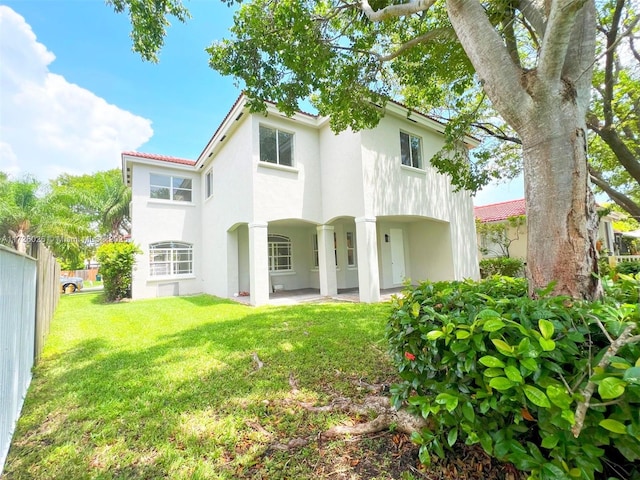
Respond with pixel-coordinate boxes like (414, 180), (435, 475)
(0, 0), (522, 205)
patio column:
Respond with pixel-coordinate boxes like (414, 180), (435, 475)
(317, 225), (338, 297)
(355, 216), (381, 303)
(248, 222), (269, 306)
(226, 228), (239, 298)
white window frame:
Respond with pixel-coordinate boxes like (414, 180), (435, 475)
(150, 174), (193, 202)
(205, 169), (213, 199)
(259, 125), (294, 167)
(400, 131), (423, 169)
(149, 242), (193, 277)
(346, 231), (357, 267)
(268, 234), (293, 272)
(312, 233), (338, 268)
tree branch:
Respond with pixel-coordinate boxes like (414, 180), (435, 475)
(588, 166), (640, 220)
(472, 122), (523, 144)
(379, 28), (454, 62)
(602, 0), (626, 128)
(359, 0), (437, 22)
(572, 322), (637, 438)
(518, 0), (547, 37)
(446, 0), (531, 130)
(538, 0), (585, 83)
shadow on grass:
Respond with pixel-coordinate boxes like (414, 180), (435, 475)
(5, 297), (395, 479)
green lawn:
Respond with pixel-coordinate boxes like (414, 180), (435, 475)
(4, 293), (400, 479)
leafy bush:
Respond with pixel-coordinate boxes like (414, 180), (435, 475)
(387, 277), (640, 480)
(479, 257), (525, 278)
(96, 242), (140, 301)
(615, 261), (640, 276)
(597, 256), (612, 277)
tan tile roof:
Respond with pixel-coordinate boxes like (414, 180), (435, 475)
(474, 198), (526, 222)
(122, 151), (196, 166)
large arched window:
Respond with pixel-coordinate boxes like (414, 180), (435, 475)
(268, 234), (292, 272)
(149, 242), (193, 277)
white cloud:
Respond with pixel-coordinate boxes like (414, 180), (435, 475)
(0, 6), (153, 181)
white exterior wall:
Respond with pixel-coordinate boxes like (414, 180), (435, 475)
(361, 115), (452, 220)
(201, 116), (254, 298)
(130, 164), (202, 298)
(318, 126), (366, 222)
(252, 115), (323, 223)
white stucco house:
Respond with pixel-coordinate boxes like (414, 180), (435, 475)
(122, 94), (480, 306)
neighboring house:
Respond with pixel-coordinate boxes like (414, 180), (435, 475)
(122, 94), (480, 306)
(474, 199), (527, 259)
(474, 198), (619, 260)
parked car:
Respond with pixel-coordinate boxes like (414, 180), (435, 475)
(60, 275), (83, 293)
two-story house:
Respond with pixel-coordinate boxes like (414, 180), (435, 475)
(122, 94), (480, 306)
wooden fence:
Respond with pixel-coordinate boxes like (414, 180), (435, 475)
(0, 242), (60, 473)
(60, 268), (99, 282)
(33, 243), (61, 361)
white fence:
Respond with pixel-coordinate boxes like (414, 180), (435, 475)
(0, 246), (37, 472)
(610, 255), (640, 264)
(1, 242), (59, 473)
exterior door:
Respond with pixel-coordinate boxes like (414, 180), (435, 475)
(390, 228), (406, 285)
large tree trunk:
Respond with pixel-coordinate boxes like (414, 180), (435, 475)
(521, 94), (601, 299)
(447, 0), (601, 299)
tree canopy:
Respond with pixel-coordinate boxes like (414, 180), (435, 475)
(0, 169), (130, 268)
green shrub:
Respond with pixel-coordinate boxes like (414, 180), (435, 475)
(615, 261), (640, 276)
(387, 277), (640, 480)
(597, 256), (612, 277)
(479, 257), (525, 278)
(96, 242), (140, 302)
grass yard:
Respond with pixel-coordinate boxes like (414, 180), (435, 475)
(4, 293), (411, 479)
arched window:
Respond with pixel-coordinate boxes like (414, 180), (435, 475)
(268, 234), (292, 272)
(149, 242), (193, 277)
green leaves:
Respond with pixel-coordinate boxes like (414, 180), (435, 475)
(435, 393), (459, 412)
(523, 385), (551, 408)
(479, 355), (505, 368)
(599, 419), (627, 434)
(387, 277), (640, 480)
(598, 377), (627, 400)
(538, 319), (554, 339)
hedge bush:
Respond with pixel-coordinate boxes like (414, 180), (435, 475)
(387, 276), (640, 480)
(616, 261), (640, 276)
(479, 257), (525, 278)
(96, 242), (140, 302)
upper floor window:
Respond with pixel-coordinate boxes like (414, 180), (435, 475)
(150, 174), (192, 202)
(205, 169), (213, 199)
(260, 125), (293, 166)
(400, 131), (422, 169)
(149, 241), (193, 277)
(268, 234), (292, 272)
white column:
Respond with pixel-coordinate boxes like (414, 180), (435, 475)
(249, 222), (269, 306)
(355, 216), (381, 303)
(226, 228), (239, 298)
(317, 225), (338, 297)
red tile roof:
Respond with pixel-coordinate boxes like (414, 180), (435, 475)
(474, 198), (526, 222)
(122, 151), (196, 166)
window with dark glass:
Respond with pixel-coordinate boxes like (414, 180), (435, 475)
(400, 131), (423, 169)
(150, 174), (192, 202)
(205, 169), (213, 199)
(260, 125), (293, 166)
(346, 232), (356, 266)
